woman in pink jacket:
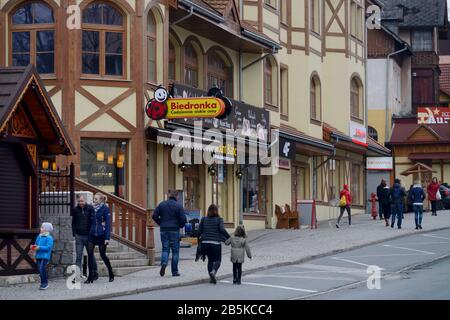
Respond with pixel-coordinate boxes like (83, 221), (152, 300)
(427, 177), (441, 216)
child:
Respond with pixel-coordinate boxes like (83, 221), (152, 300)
(225, 225), (252, 285)
(31, 222), (54, 290)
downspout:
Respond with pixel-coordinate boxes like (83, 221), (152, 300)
(385, 45), (408, 144)
(171, 6), (194, 26)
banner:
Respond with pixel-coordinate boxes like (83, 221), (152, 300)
(417, 107), (450, 124)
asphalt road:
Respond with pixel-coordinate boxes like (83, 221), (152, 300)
(110, 229), (450, 300)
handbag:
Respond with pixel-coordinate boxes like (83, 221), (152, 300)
(339, 195), (347, 207)
(436, 189), (442, 201)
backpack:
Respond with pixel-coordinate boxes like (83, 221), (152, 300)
(339, 195), (347, 207)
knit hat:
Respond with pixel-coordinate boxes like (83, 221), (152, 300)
(41, 222), (54, 232)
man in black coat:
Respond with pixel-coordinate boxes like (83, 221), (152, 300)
(376, 179), (387, 220)
(72, 195), (98, 280)
(152, 190), (187, 277)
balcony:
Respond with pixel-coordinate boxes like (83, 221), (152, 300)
(412, 51), (440, 66)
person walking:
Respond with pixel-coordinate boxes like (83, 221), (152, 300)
(376, 179), (387, 220)
(427, 177), (441, 216)
(85, 193), (114, 283)
(390, 179), (406, 229)
(336, 184), (352, 228)
(71, 194), (97, 282)
(198, 204), (230, 284)
(409, 180), (426, 230)
(379, 182), (392, 227)
(225, 225), (252, 285)
(152, 190), (187, 277)
(31, 222), (54, 290)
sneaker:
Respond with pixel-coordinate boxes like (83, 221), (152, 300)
(209, 271), (217, 284)
(415, 226), (419, 230)
(39, 284), (49, 290)
(93, 273), (99, 281)
(419, 225), (423, 230)
(398, 226), (402, 229)
(81, 275), (87, 280)
(335, 224), (340, 229)
(160, 265), (167, 277)
(172, 273), (180, 277)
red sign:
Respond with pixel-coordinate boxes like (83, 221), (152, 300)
(417, 107), (450, 124)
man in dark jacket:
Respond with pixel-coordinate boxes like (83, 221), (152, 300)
(152, 190), (187, 277)
(376, 179), (387, 220)
(409, 180), (426, 230)
(71, 195), (97, 280)
(390, 179), (406, 229)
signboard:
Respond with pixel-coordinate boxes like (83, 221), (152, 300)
(417, 107), (450, 124)
(279, 137), (295, 160)
(213, 144), (236, 163)
(166, 97), (225, 119)
(349, 122), (368, 147)
(277, 158), (291, 170)
(169, 83), (270, 141)
(367, 157), (393, 171)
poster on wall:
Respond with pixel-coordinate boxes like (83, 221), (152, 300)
(349, 122), (368, 147)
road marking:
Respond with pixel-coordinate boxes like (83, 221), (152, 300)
(331, 257), (372, 268)
(342, 253), (429, 258)
(398, 241), (450, 246)
(383, 244), (435, 255)
(246, 274), (356, 281)
(220, 280), (318, 293)
(293, 263), (367, 273)
(422, 234), (450, 241)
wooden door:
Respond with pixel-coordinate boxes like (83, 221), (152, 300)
(183, 166), (200, 210)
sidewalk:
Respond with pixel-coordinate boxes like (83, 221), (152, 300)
(1, 211), (450, 300)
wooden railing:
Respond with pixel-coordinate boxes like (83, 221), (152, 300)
(74, 178), (155, 264)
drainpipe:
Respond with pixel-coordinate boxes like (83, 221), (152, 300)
(385, 45), (408, 144)
(171, 6), (194, 26)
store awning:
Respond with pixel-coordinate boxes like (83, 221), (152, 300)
(323, 123), (368, 155)
(279, 125), (334, 156)
(409, 152), (450, 160)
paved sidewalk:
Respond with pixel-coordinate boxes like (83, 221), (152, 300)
(1, 210), (449, 300)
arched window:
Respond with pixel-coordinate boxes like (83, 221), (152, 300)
(351, 77), (363, 119)
(147, 11), (156, 83)
(310, 74), (321, 121)
(10, 1), (55, 74)
(264, 58), (273, 105)
(207, 49), (232, 97)
(168, 41), (176, 81)
(368, 126), (378, 142)
(184, 43), (198, 88)
(82, 2), (125, 77)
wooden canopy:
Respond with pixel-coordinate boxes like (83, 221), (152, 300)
(0, 65), (75, 156)
(400, 162), (437, 176)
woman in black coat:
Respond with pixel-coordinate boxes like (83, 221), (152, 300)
(198, 204), (230, 284)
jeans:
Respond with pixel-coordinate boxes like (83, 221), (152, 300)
(37, 259), (49, 287)
(414, 205), (424, 227)
(391, 203), (404, 227)
(160, 231), (180, 275)
(378, 203), (384, 219)
(86, 236), (113, 280)
(431, 201), (438, 215)
(75, 234), (97, 277)
(203, 243), (222, 274)
(233, 263), (242, 283)
(382, 203), (391, 220)
(337, 206), (351, 225)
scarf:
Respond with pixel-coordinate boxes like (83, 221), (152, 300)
(93, 203), (104, 212)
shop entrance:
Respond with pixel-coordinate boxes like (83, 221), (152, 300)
(292, 165), (309, 209)
(183, 166), (201, 211)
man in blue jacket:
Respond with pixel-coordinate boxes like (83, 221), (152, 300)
(152, 190), (187, 277)
(409, 180), (426, 230)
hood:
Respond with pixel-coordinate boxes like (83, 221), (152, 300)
(413, 184), (422, 189)
(393, 183), (401, 189)
(343, 184), (349, 191)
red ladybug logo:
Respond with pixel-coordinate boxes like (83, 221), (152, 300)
(146, 99), (168, 120)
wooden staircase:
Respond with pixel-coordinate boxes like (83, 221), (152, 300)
(75, 178), (156, 276)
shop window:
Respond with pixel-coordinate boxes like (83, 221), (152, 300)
(10, 2), (55, 74)
(212, 164), (233, 221)
(82, 2), (125, 77)
(147, 11), (157, 83)
(310, 74), (321, 121)
(207, 49), (233, 97)
(351, 163), (361, 205)
(80, 139), (127, 199)
(184, 43), (199, 88)
(351, 77), (363, 120)
(242, 165), (261, 214)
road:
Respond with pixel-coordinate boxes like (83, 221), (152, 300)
(110, 229), (450, 300)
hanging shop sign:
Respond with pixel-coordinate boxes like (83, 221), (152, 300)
(417, 107), (450, 124)
(349, 122), (368, 147)
(279, 137), (295, 160)
(145, 86), (231, 121)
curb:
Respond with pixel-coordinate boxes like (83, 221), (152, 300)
(80, 226), (450, 300)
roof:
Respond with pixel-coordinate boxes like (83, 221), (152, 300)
(409, 152), (450, 160)
(367, 136), (392, 156)
(380, 0), (448, 28)
(201, 0), (229, 14)
(439, 64), (450, 96)
(0, 65), (75, 155)
(279, 124), (335, 152)
(390, 117), (450, 144)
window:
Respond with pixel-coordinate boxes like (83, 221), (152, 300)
(147, 12), (157, 83)
(82, 2), (125, 77)
(412, 30), (433, 52)
(168, 41), (176, 81)
(310, 74), (321, 121)
(280, 0), (288, 25)
(207, 49), (232, 96)
(310, 0), (320, 34)
(184, 43), (199, 88)
(242, 165), (261, 214)
(368, 126), (378, 142)
(351, 1), (363, 40)
(264, 58), (273, 105)
(351, 77), (363, 119)
(280, 66), (288, 116)
(264, 0), (277, 9)
(10, 2), (55, 74)
(80, 139), (128, 199)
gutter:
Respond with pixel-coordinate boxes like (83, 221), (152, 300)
(241, 28), (282, 52)
(178, 0), (224, 23)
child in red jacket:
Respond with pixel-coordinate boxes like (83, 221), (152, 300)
(336, 184), (352, 228)
(427, 177), (440, 216)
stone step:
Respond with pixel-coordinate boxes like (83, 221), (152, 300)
(97, 258), (149, 268)
(97, 265), (155, 277)
(94, 251), (145, 260)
